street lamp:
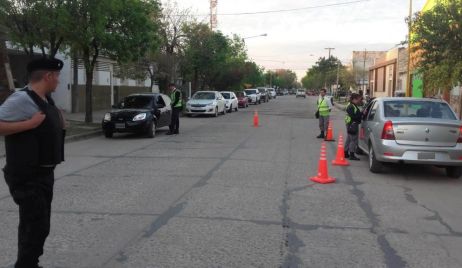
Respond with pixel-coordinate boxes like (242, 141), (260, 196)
(243, 33), (268, 40)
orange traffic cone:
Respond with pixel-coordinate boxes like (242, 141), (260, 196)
(324, 120), (335, 142)
(253, 110), (259, 127)
(332, 133), (349, 166)
(310, 142), (336, 184)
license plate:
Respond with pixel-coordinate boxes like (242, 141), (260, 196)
(418, 152), (435, 160)
(115, 123), (125, 129)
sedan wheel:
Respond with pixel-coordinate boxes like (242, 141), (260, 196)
(104, 130), (113, 138)
(369, 145), (383, 173)
(146, 121), (156, 138)
(446, 166), (462, 178)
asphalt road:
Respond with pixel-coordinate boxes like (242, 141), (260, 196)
(1, 96), (462, 268)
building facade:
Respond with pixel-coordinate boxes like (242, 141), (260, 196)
(368, 47), (408, 98)
(4, 43), (159, 113)
(352, 51), (387, 92)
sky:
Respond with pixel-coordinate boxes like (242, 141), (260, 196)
(171, 0), (427, 80)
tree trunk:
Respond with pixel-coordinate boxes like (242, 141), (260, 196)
(84, 67), (93, 123)
(72, 52), (79, 113)
(0, 39), (14, 103)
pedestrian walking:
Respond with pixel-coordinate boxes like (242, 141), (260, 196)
(316, 89), (332, 138)
(344, 93), (363, 161)
(166, 83), (182, 135)
(0, 58), (66, 268)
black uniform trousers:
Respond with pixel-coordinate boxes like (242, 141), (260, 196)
(169, 107), (181, 133)
(3, 166), (54, 268)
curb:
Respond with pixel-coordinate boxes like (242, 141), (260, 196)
(65, 130), (102, 143)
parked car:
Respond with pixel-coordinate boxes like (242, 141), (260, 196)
(283, 89), (289, 95)
(221, 91), (239, 113)
(245, 89), (261, 105)
(288, 89), (296, 95)
(276, 89), (284, 96)
(296, 89), (306, 98)
(236, 91), (249, 108)
(102, 93), (172, 138)
(185, 91), (226, 117)
(268, 88), (277, 99)
(258, 87), (270, 103)
(359, 97), (462, 178)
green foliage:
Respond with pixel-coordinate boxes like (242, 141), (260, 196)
(0, 0), (70, 57)
(301, 56), (352, 90)
(181, 23), (264, 91)
(412, 0), (462, 93)
(266, 69), (297, 89)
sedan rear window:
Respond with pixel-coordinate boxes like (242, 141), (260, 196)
(245, 90), (257, 95)
(193, 92), (216, 100)
(384, 101), (456, 120)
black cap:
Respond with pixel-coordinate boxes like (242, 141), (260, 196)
(27, 58), (64, 73)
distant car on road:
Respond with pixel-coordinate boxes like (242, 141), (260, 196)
(288, 89), (296, 95)
(258, 88), (270, 103)
(236, 91), (249, 108)
(102, 93), (172, 138)
(221, 91), (239, 113)
(268, 88), (277, 99)
(185, 91), (227, 117)
(359, 97), (462, 178)
(276, 89), (284, 96)
(296, 89), (306, 98)
(245, 89), (261, 105)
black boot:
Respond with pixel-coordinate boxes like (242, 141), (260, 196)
(317, 131), (325, 139)
(344, 151), (350, 158)
(349, 153), (360, 161)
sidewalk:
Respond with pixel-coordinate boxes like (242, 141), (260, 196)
(64, 110), (107, 123)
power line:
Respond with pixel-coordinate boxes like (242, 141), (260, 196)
(173, 0), (370, 17)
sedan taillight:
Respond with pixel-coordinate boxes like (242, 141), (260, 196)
(457, 126), (462, 143)
(381, 120), (395, 140)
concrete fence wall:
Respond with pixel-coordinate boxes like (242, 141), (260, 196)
(76, 85), (150, 112)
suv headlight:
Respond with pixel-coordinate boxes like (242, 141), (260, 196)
(104, 113), (111, 122)
(133, 113), (147, 121)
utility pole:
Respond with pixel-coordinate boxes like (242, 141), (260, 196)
(210, 0), (218, 31)
(325, 47), (335, 58)
(406, 0), (413, 97)
(324, 48), (335, 91)
(336, 61), (340, 97)
(363, 48), (367, 93)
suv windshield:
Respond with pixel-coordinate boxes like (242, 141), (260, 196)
(245, 90), (257, 95)
(384, 101), (456, 120)
(221, 93), (231, 99)
(121, 96), (152, 109)
(193, 92), (216, 100)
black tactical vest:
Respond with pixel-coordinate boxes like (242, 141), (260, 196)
(4, 88), (65, 174)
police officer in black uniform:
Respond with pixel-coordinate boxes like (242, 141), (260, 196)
(0, 58), (65, 268)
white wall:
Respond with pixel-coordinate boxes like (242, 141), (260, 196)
(51, 54), (72, 112)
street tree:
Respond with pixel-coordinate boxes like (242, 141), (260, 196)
(67, 0), (161, 123)
(412, 0), (462, 95)
(0, 0), (70, 58)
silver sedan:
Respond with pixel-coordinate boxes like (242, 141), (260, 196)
(358, 97), (462, 178)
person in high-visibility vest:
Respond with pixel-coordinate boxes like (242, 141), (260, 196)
(344, 93), (363, 160)
(167, 83), (183, 135)
(316, 89), (333, 138)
